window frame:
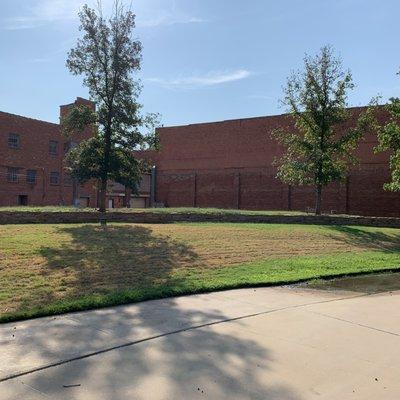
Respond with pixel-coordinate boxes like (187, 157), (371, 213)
(50, 171), (60, 186)
(49, 140), (59, 155)
(7, 167), (19, 183)
(26, 169), (37, 185)
(8, 133), (20, 149)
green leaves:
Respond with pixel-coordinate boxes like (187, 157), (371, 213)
(273, 46), (367, 200)
(65, 136), (143, 192)
(63, 2), (160, 210)
(375, 97), (400, 191)
(65, 137), (104, 182)
(60, 105), (97, 137)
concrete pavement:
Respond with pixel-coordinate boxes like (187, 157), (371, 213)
(0, 285), (399, 399)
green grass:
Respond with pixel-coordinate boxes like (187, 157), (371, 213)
(1, 222), (399, 323)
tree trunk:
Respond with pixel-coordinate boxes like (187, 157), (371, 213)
(315, 185), (322, 215)
(100, 122), (112, 213)
(99, 177), (107, 212)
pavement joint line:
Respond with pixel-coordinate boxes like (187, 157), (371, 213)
(0, 292), (368, 384)
(307, 310), (400, 337)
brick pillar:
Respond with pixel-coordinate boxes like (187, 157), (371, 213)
(345, 176), (350, 214)
(150, 165), (157, 207)
(193, 172), (197, 207)
(288, 185), (292, 211)
(233, 172), (241, 209)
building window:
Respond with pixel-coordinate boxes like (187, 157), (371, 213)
(49, 140), (59, 155)
(8, 133), (20, 149)
(18, 195), (28, 206)
(50, 172), (60, 185)
(27, 169), (37, 184)
(7, 167), (18, 183)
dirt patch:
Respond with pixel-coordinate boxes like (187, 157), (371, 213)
(299, 272), (400, 293)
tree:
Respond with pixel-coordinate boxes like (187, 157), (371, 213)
(374, 72), (400, 191)
(273, 45), (369, 215)
(62, 1), (158, 212)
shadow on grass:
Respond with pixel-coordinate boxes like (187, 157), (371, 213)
(0, 224), (304, 398)
(38, 224), (199, 301)
(327, 225), (400, 252)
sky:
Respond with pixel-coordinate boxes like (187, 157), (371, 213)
(1, 0), (400, 127)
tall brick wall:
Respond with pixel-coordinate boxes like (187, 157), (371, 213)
(152, 107), (400, 217)
(3, 100), (398, 216)
(0, 98), (97, 207)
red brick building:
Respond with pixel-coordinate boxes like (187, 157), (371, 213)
(0, 97), (150, 208)
(1, 100), (399, 216)
(151, 107), (400, 217)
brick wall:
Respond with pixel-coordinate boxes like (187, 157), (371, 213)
(0, 98), (97, 207)
(151, 107), (400, 217)
(3, 100), (398, 217)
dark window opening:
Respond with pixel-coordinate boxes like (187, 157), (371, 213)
(7, 167), (18, 183)
(8, 133), (20, 149)
(27, 169), (37, 184)
(49, 140), (59, 155)
(50, 172), (60, 185)
(18, 195), (28, 206)
(79, 197), (90, 207)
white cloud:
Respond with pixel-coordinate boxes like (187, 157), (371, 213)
(3, 0), (206, 30)
(3, 0), (89, 30)
(147, 69), (252, 89)
(137, 15), (206, 28)
(135, 0), (207, 28)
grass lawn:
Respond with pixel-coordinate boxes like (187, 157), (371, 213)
(1, 222), (400, 322)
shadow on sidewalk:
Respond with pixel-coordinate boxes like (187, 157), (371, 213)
(4, 296), (302, 399)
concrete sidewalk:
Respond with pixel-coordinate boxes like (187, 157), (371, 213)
(0, 286), (399, 399)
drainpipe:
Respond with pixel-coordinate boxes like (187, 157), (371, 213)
(72, 179), (78, 207)
(42, 167), (46, 201)
(150, 165), (157, 207)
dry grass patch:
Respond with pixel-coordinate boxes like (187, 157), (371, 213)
(1, 222), (400, 321)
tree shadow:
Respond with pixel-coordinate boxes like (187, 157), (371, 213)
(1, 296), (303, 399)
(326, 225), (400, 253)
(1, 224), (303, 398)
(37, 224), (200, 302)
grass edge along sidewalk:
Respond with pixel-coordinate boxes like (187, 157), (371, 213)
(1, 251), (399, 324)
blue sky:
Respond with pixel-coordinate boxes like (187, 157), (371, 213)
(1, 0), (399, 126)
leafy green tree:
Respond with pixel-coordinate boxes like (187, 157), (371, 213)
(374, 84), (400, 191)
(273, 45), (369, 215)
(62, 1), (159, 212)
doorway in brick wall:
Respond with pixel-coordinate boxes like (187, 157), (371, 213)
(108, 199), (114, 208)
(78, 196), (90, 207)
(18, 195), (28, 206)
